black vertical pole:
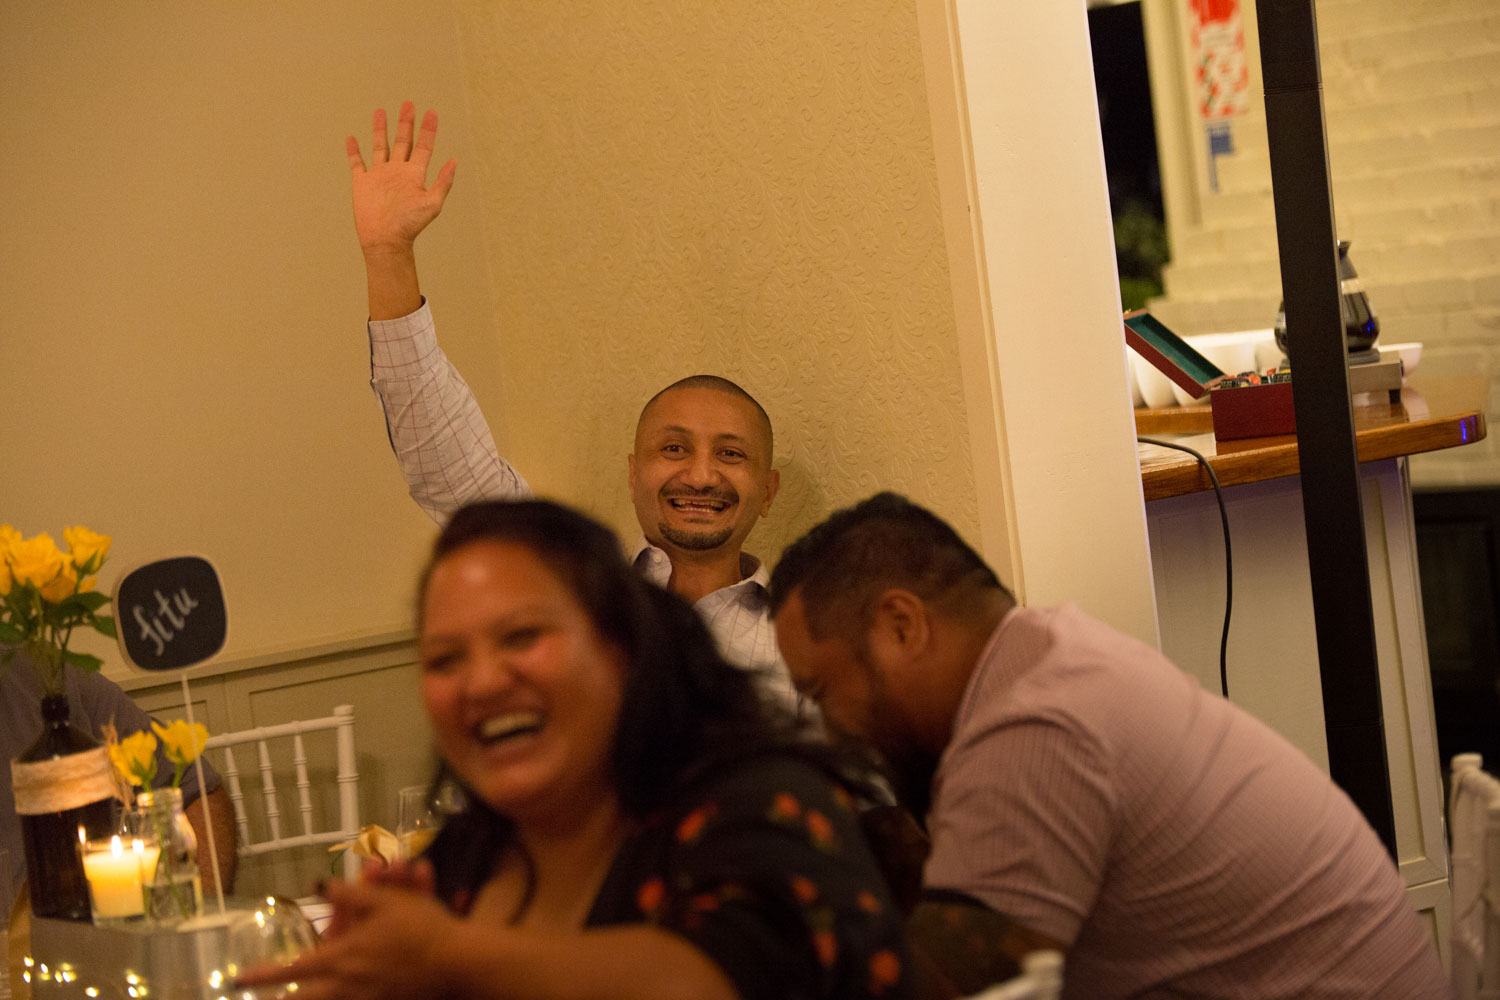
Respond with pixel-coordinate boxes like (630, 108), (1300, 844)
(1255, 0), (1397, 855)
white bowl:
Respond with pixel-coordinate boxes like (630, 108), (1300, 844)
(1379, 341), (1422, 379)
(1131, 350), (1180, 409)
(1243, 329), (1283, 371)
(1171, 333), (1260, 406)
(1124, 349), (1146, 407)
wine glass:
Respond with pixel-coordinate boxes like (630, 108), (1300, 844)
(225, 895), (317, 999)
(395, 786), (439, 860)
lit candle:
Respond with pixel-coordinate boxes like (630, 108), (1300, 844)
(82, 836), (160, 920)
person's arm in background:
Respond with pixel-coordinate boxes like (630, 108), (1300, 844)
(912, 719), (1104, 998)
(347, 101), (529, 523)
(185, 787), (238, 897)
(904, 894), (1065, 999)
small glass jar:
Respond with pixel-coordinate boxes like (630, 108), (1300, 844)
(136, 787), (202, 925)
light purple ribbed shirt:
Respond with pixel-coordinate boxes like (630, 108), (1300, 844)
(924, 603), (1449, 999)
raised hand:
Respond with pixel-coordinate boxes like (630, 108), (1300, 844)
(346, 101), (456, 257)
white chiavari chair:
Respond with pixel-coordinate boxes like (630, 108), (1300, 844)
(1451, 753), (1500, 1000)
(203, 705), (360, 881)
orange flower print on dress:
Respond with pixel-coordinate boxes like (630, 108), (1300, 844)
(869, 949), (902, 994)
(790, 874), (819, 905)
(812, 929), (838, 968)
(769, 792), (802, 822)
(857, 890), (882, 915)
(832, 786), (855, 813)
(806, 810), (837, 850)
(676, 804), (717, 844)
(636, 878), (666, 917)
(689, 892), (720, 913)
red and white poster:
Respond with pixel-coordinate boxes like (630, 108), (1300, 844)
(1191, 0), (1250, 122)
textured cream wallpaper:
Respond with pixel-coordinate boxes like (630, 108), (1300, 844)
(0, 2), (494, 661)
(450, 0), (979, 564)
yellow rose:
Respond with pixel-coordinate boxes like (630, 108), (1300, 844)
(152, 719), (209, 769)
(63, 526), (111, 576)
(38, 560), (79, 604)
(9, 532), (66, 594)
(0, 524), (18, 596)
(110, 730), (159, 787)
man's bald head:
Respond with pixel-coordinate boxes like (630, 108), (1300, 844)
(628, 375), (780, 558)
(637, 375), (773, 463)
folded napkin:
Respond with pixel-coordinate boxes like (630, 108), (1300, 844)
(330, 825), (401, 865)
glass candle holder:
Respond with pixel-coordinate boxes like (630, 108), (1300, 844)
(395, 786), (439, 860)
(136, 788), (202, 926)
(80, 834), (159, 927)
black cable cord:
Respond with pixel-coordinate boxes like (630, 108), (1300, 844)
(1138, 436), (1233, 698)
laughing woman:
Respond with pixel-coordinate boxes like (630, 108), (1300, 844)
(239, 499), (910, 1000)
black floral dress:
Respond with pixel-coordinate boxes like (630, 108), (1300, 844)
(434, 752), (911, 1000)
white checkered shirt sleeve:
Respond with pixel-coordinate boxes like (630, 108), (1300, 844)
(367, 302), (531, 523)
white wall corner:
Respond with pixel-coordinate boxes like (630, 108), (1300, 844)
(919, 0), (1161, 647)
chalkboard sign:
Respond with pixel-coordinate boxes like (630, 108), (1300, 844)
(114, 557), (228, 671)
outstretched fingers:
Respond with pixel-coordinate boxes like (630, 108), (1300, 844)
(345, 135), (366, 174)
(431, 158), (457, 203)
(409, 109), (440, 173)
(370, 106), (390, 165)
(392, 100), (416, 161)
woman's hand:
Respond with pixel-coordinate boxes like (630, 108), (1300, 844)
(237, 875), (453, 1000)
(320, 857), (437, 941)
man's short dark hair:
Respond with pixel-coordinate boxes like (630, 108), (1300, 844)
(769, 492), (1008, 643)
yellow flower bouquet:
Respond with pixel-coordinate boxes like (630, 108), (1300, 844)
(0, 524), (118, 695)
(107, 720), (211, 792)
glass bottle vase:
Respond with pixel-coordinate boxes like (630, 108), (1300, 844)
(136, 787), (202, 925)
(11, 694), (120, 920)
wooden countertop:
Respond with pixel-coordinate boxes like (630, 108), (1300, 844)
(1135, 375), (1488, 501)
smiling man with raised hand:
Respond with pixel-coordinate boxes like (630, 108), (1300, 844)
(346, 102), (791, 710)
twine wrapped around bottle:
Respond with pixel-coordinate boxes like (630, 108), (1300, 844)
(11, 748), (118, 815)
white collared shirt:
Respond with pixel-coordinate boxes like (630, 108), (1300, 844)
(631, 541), (800, 717)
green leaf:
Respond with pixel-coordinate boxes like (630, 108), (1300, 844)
(61, 650), (103, 673)
(91, 615), (118, 639)
(59, 591), (112, 615)
(0, 621), (24, 644)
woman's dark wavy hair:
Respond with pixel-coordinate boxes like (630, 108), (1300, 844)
(417, 499), (855, 909)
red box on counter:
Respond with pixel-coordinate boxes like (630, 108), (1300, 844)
(1209, 380), (1296, 440)
(1124, 310), (1296, 442)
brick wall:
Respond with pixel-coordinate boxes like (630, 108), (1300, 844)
(1146, 0), (1500, 485)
